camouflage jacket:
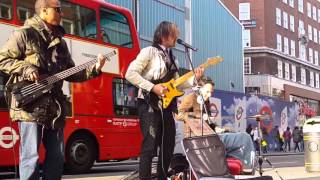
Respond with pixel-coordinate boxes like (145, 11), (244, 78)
(0, 15), (100, 127)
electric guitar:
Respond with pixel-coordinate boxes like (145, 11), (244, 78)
(148, 56), (223, 109)
(5, 50), (116, 128)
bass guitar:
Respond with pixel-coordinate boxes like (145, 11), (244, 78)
(7, 50), (116, 108)
(5, 50), (116, 128)
(148, 56), (223, 109)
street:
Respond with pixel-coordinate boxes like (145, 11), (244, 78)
(0, 153), (309, 180)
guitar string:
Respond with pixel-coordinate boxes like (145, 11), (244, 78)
(19, 50), (115, 93)
(21, 50), (115, 93)
(18, 60), (96, 96)
(17, 51), (115, 97)
(21, 51), (116, 92)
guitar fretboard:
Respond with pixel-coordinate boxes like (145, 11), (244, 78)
(174, 56), (223, 87)
(17, 50), (116, 97)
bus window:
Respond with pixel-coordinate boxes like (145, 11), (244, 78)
(100, 8), (133, 48)
(61, 1), (97, 39)
(17, 0), (34, 23)
(0, 72), (9, 109)
(0, 0), (12, 20)
(112, 78), (138, 116)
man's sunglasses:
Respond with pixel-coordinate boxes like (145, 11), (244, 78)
(51, 7), (62, 14)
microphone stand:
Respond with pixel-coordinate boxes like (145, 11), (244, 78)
(183, 46), (211, 136)
(255, 117), (284, 180)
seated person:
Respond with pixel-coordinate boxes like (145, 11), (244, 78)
(176, 78), (255, 168)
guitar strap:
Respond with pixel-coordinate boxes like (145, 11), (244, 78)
(152, 43), (179, 74)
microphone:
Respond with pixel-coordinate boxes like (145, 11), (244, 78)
(177, 39), (198, 51)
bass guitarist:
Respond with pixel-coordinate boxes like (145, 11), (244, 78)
(125, 21), (203, 180)
(0, 0), (106, 179)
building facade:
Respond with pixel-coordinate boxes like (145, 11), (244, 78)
(107, 0), (244, 92)
(221, 0), (320, 116)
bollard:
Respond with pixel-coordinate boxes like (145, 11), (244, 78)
(304, 117), (320, 172)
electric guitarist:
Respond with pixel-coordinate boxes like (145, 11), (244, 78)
(125, 21), (204, 179)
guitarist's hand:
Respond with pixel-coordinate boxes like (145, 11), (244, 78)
(152, 84), (168, 97)
(194, 67), (204, 80)
(95, 54), (106, 72)
(28, 70), (39, 83)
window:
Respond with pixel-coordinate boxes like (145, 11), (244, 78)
(283, 12), (288, 29)
(239, 3), (250, 20)
(284, 37), (289, 54)
(0, 72), (9, 109)
(301, 68), (306, 85)
(61, 19), (74, 35)
(278, 60), (283, 78)
(16, 0), (34, 22)
(290, 40), (296, 57)
(289, 15), (295, 32)
(113, 78), (138, 116)
(310, 71), (314, 87)
(314, 28), (318, 43)
(307, 2), (311, 17)
(289, 0), (294, 7)
(0, 1), (12, 20)
(60, 1), (97, 39)
(319, 30), (320, 44)
(313, 6), (317, 20)
(309, 48), (313, 63)
(277, 34), (282, 51)
(308, 25), (312, 41)
(276, 8), (282, 26)
(100, 8), (133, 48)
(245, 87), (260, 94)
(285, 62), (290, 80)
(16, 0), (96, 38)
(299, 44), (306, 61)
(298, 20), (305, 35)
(291, 65), (296, 82)
(315, 50), (319, 65)
(17, 7), (31, 22)
(316, 73), (319, 88)
(318, 9), (320, 23)
(244, 57), (251, 74)
(243, 29), (251, 47)
(298, 0), (304, 13)
(283, 0), (288, 4)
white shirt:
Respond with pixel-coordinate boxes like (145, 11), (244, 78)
(125, 46), (195, 99)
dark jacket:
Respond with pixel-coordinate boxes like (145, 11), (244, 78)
(0, 15), (100, 126)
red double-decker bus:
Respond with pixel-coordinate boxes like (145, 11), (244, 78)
(0, 0), (142, 173)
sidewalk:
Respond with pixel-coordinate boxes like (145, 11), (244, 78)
(242, 166), (320, 180)
(66, 166), (320, 180)
(66, 152), (317, 180)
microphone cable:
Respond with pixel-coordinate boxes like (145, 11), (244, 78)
(159, 105), (166, 178)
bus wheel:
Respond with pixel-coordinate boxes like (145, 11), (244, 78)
(65, 134), (97, 173)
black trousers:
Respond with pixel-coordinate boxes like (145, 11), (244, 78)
(137, 99), (176, 180)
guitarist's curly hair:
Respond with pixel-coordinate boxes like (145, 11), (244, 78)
(153, 21), (179, 45)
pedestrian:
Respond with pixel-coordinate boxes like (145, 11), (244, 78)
(283, 127), (292, 152)
(125, 21), (204, 179)
(292, 126), (301, 152)
(246, 124), (254, 140)
(253, 126), (260, 152)
(279, 135), (284, 152)
(0, 0), (106, 179)
(299, 126), (304, 151)
(271, 126), (280, 151)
